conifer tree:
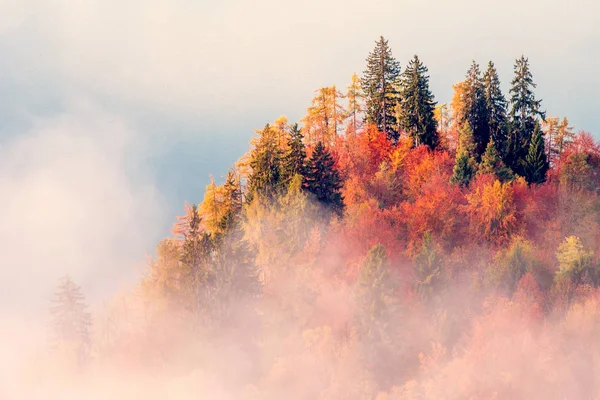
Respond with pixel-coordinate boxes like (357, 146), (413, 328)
(304, 141), (344, 216)
(361, 36), (401, 141)
(398, 55), (439, 149)
(346, 72), (364, 136)
(463, 61), (490, 159)
(524, 122), (549, 184)
(247, 124), (284, 202)
(483, 61), (508, 157)
(282, 123), (306, 182)
(303, 86), (344, 146)
(49, 276), (92, 365)
(507, 56), (546, 176)
(451, 123), (477, 186)
(478, 139), (514, 182)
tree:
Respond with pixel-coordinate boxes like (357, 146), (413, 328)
(413, 232), (443, 299)
(507, 56), (546, 175)
(199, 170), (243, 237)
(303, 86), (345, 146)
(346, 72), (364, 136)
(247, 124), (284, 202)
(524, 122), (549, 184)
(49, 276), (92, 365)
(361, 36), (401, 141)
(555, 236), (598, 286)
(398, 55), (439, 149)
(282, 123), (307, 182)
(483, 61), (508, 158)
(304, 141), (344, 216)
(463, 61), (489, 159)
(451, 123), (476, 186)
(478, 139), (513, 182)
(544, 117), (575, 165)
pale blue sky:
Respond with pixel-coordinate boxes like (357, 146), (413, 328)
(0, 0), (598, 310)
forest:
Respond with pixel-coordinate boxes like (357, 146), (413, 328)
(29, 36), (600, 399)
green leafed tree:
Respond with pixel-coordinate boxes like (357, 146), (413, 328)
(398, 55), (439, 150)
(451, 123), (477, 186)
(282, 123), (307, 182)
(361, 36), (401, 141)
(463, 61), (490, 160)
(304, 141), (344, 216)
(507, 56), (546, 176)
(478, 139), (514, 182)
(483, 61), (508, 158)
(524, 122), (549, 184)
(246, 124), (284, 202)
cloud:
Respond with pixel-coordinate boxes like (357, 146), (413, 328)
(0, 100), (165, 316)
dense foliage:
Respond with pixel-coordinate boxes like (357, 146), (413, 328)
(39, 38), (600, 399)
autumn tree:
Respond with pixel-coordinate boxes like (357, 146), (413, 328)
(346, 72), (364, 136)
(361, 36), (401, 141)
(303, 86), (345, 146)
(544, 117), (575, 165)
(555, 236), (598, 286)
(483, 61), (508, 158)
(524, 122), (549, 184)
(49, 276), (92, 365)
(398, 55), (438, 149)
(304, 141), (344, 216)
(507, 56), (546, 176)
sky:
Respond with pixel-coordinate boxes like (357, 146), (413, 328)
(0, 0), (598, 314)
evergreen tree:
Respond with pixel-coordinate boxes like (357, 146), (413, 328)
(483, 61), (508, 158)
(524, 122), (549, 184)
(507, 56), (546, 176)
(247, 124), (284, 202)
(398, 55), (439, 149)
(219, 170), (243, 234)
(361, 36), (401, 141)
(451, 123), (476, 186)
(463, 61), (490, 159)
(413, 232), (443, 300)
(478, 139), (514, 182)
(282, 123), (306, 182)
(304, 141), (344, 216)
(49, 276), (92, 365)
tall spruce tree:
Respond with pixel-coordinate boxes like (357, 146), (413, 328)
(361, 36), (401, 141)
(463, 61), (490, 160)
(524, 122), (549, 184)
(247, 124), (284, 202)
(49, 276), (92, 365)
(304, 141), (344, 216)
(398, 55), (439, 150)
(282, 123), (307, 182)
(507, 56), (546, 176)
(483, 61), (508, 158)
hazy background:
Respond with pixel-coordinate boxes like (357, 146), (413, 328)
(0, 0), (598, 313)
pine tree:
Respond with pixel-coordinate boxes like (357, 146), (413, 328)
(507, 56), (546, 176)
(478, 139), (514, 182)
(304, 141), (344, 216)
(463, 61), (490, 159)
(413, 232), (443, 299)
(451, 123), (476, 186)
(346, 72), (364, 136)
(49, 275), (92, 365)
(282, 123), (306, 182)
(247, 124), (284, 202)
(398, 55), (439, 150)
(361, 36), (401, 141)
(483, 61), (508, 158)
(524, 122), (549, 184)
